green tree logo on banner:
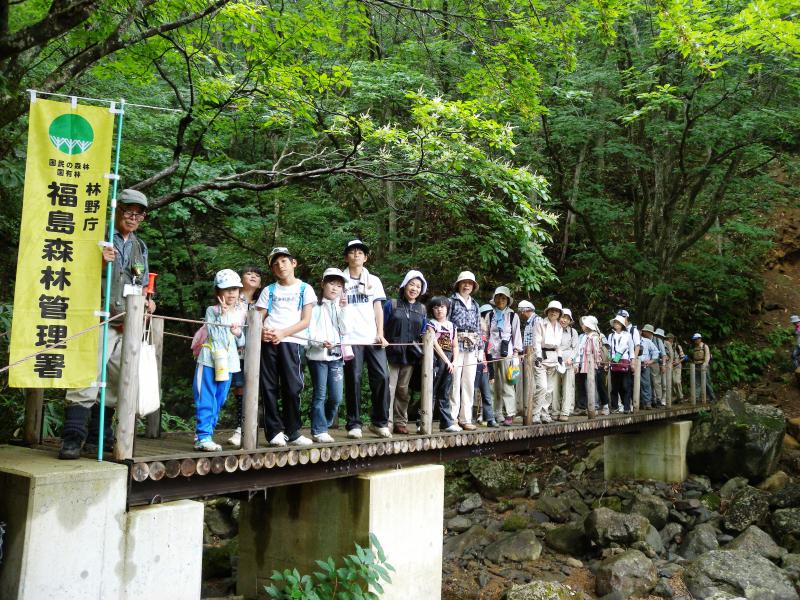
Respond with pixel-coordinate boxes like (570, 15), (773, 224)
(48, 114), (94, 155)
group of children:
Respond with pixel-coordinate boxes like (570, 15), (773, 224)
(191, 244), (712, 451)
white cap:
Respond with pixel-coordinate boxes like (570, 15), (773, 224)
(561, 308), (573, 320)
(517, 300), (535, 312)
(692, 332), (703, 340)
(490, 286), (514, 305)
(321, 267), (346, 284)
(479, 304), (493, 314)
(617, 309), (630, 319)
(545, 300), (563, 316)
(214, 269), (242, 289)
(399, 270), (428, 295)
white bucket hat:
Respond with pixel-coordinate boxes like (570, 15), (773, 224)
(654, 328), (665, 338)
(453, 271), (479, 292)
(479, 303), (493, 314)
(791, 315), (800, 324)
(214, 269), (242, 289)
(545, 300), (563, 316)
(642, 324), (655, 334)
(490, 286), (514, 305)
(561, 308), (573, 321)
(517, 300), (535, 312)
(580, 315), (601, 334)
(399, 270), (428, 295)
(610, 315), (627, 328)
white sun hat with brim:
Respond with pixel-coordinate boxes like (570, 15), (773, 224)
(399, 270), (428, 295)
(517, 300), (535, 312)
(544, 300), (563, 316)
(490, 286), (514, 305)
(321, 267), (347, 284)
(581, 315), (601, 334)
(561, 308), (573, 321)
(610, 315), (627, 328)
(654, 328), (666, 338)
(479, 303), (492, 315)
(791, 315), (800, 324)
(642, 324), (655, 334)
(453, 271), (479, 292)
(214, 269), (243, 289)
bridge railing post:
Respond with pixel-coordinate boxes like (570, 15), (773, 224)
(700, 365), (707, 404)
(689, 363), (696, 405)
(23, 388), (44, 445)
(586, 346), (596, 420)
(419, 328), (434, 435)
(114, 294), (145, 461)
(632, 358), (641, 412)
(145, 316), (164, 438)
(523, 347), (534, 425)
(242, 309), (263, 451)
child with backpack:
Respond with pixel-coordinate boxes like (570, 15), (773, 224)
(384, 270), (428, 434)
(428, 296), (461, 432)
(255, 247), (317, 446)
(193, 269), (246, 451)
(306, 268), (349, 443)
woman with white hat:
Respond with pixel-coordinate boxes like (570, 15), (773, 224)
(574, 315), (610, 414)
(552, 308), (579, 421)
(531, 300), (565, 423)
(607, 315), (635, 413)
(485, 286), (523, 425)
(448, 271), (483, 429)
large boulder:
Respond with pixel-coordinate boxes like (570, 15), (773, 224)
(584, 507), (649, 548)
(723, 486), (770, 532)
(484, 530), (542, 563)
(629, 493), (670, 530)
(772, 508), (800, 553)
(468, 458), (525, 499)
(536, 493), (572, 523)
(544, 522), (590, 555)
(684, 550), (798, 599)
(771, 484), (800, 509)
(726, 525), (785, 563)
(679, 523), (720, 560)
(686, 397), (785, 482)
(594, 549), (657, 598)
(443, 524), (488, 558)
(506, 581), (584, 600)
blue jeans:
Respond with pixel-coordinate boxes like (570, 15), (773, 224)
(308, 358), (344, 435)
(640, 365), (652, 406)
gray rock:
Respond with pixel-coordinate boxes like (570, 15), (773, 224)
(679, 523), (720, 560)
(645, 524), (665, 555)
(782, 553), (800, 583)
(468, 458), (525, 499)
(561, 488), (591, 517)
(484, 530), (542, 563)
(547, 465), (569, 486)
(726, 525), (785, 563)
(585, 444), (605, 471)
(686, 475), (713, 493)
(458, 492), (483, 514)
(528, 477), (540, 498)
(661, 522), (684, 545)
(585, 507), (650, 548)
(537, 493), (572, 523)
(687, 399), (786, 483)
(724, 487), (770, 532)
(447, 515), (473, 533)
(684, 549), (798, 599)
(669, 508), (693, 526)
(595, 549), (657, 598)
(630, 493), (670, 530)
(720, 476), (750, 500)
(758, 470), (790, 492)
(772, 508), (800, 553)
(544, 521), (590, 555)
(506, 581), (584, 600)
(771, 484), (800, 509)
(443, 524), (488, 558)
(205, 506), (237, 539)
(530, 511), (550, 524)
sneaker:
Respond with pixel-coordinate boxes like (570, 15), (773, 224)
(289, 435), (313, 446)
(616, 406), (625, 414)
(532, 416), (542, 424)
(228, 427), (242, 447)
(540, 413), (553, 423)
(486, 420), (499, 428)
(502, 417), (514, 426)
(463, 423), (477, 431)
(312, 432), (335, 443)
(443, 424), (462, 433)
(194, 438), (222, 452)
(368, 424), (392, 438)
(347, 428), (363, 439)
(600, 406), (610, 416)
(268, 432), (287, 447)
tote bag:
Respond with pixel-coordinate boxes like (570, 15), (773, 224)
(137, 320), (161, 416)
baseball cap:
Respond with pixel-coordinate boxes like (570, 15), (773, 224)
(268, 247), (293, 266)
(344, 239), (370, 255)
(119, 188), (148, 208)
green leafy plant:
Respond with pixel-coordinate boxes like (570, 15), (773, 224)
(264, 533), (394, 600)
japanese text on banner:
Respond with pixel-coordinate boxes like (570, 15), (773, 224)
(9, 98), (114, 388)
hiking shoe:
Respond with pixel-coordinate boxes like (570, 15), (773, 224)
(502, 417), (514, 426)
(532, 416), (542, 424)
(540, 413), (553, 423)
(347, 427), (363, 439)
(228, 427), (242, 447)
(443, 424), (462, 433)
(312, 432), (335, 443)
(368, 424), (392, 438)
(289, 435), (313, 447)
(194, 438), (222, 452)
(268, 432), (287, 447)
(462, 423), (477, 431)
(58, 436), (84, 460)
(486, 420), (499, 428)
(600, 406), (610, 416)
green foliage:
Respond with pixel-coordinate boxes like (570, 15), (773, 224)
(501, 514), (529, 532)
(264, 533), (394, 600)
(712, 326), (795, 388)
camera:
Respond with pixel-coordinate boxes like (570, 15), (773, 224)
(328, 346), (342, 358)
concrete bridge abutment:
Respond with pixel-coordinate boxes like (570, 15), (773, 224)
(604, 420), (692, 483)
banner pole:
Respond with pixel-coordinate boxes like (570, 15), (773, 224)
(97, 99), (125, 461)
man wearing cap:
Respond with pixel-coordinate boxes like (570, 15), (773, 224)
(667, 333), (685, 402)
(515, 300), (536, 416)
(649, 327), (667, 406)
(340, 240), (392, 439)
(532, 300), (565, 423)
(448, 271), (482, 430)
(59, 189), (155, 459)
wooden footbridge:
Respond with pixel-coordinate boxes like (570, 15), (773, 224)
(22, 295), (711, 507)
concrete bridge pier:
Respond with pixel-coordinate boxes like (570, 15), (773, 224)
(238, 464), (445, 600)
(0, 445), (203, 600)
(603, 420), (692, 483)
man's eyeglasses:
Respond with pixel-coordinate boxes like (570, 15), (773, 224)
(122, 210), (146, 221)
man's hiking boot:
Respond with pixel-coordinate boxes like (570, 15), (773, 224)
(59, 405), (90, 460)
(83, 404), (115, 455)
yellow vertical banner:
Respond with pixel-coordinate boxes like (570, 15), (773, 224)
(9, 98), (115, 388)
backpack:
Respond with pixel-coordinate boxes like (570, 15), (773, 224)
(692, 344), (706, 364)
(191, 305), (221, 358)
(265, 282), (307, 312)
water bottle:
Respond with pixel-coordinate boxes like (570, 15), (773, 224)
(213, 347), (229, 381)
